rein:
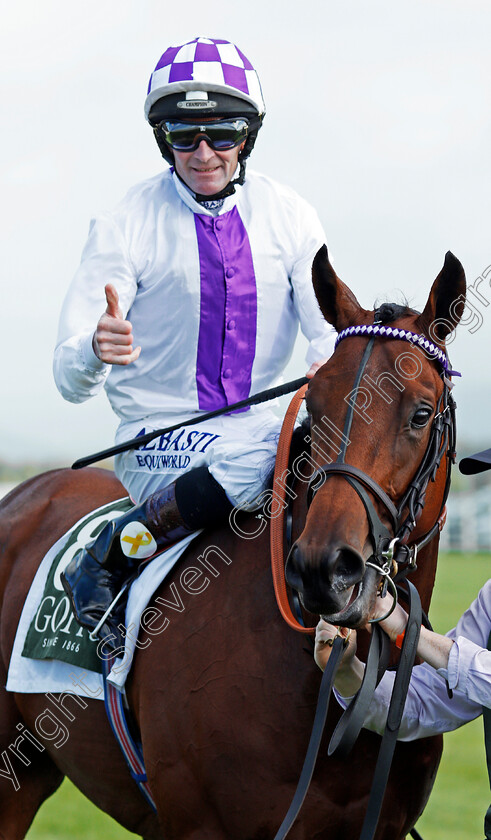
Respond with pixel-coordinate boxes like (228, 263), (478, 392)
(270, 383), (311, 633)
(274, 583), (423, 840)
(271, 322), (456, 840)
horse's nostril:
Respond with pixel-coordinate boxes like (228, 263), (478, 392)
(285, 542), (364, 596)
(333, 547), (365, 585)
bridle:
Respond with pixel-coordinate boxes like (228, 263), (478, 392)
(273, 321), (458, 840)
(306, 321), (457, 612)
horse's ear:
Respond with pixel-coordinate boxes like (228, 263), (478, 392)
(312, 245), (365, 331)
(416, 252), (466, 343)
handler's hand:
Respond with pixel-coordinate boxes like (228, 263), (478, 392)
(92, 284), (141, 365)
(371, 593), (408, 642)
(306, 357), (329, 378)
(314, 620), (357, 672)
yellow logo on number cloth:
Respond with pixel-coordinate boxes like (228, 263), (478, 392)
(120, 521), (158, 559)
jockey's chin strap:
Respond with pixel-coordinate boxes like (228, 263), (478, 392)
(306, 321), (457, 609)
(173, 159), (247, 203)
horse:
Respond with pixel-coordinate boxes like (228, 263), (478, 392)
(0, 246), (466, 840)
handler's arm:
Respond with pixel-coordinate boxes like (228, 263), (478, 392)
(374, 595), (454, 671)
(315, 598), (454, 689)
(377, 585), (491, 708)
(316, 585), (491, 739)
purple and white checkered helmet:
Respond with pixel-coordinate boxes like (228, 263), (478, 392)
(144, 37), (265, 122)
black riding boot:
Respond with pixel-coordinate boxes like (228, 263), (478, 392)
(61, 466), (233, 651)
(61, 483), (192, 650)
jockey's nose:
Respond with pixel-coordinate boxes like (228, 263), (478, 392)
(192, 138), (216, 160)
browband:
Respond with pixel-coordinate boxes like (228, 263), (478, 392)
(334, 324), (460, 377)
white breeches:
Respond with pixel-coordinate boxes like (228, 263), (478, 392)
(114, 408), (281, 509)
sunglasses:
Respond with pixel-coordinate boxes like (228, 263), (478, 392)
(160, 119), (249, 152)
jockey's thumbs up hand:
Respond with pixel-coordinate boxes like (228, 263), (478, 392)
(104, 282), (123, 319)
(92, 283), (141, 365)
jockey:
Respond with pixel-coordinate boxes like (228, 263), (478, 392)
(54, 37), (336, 649)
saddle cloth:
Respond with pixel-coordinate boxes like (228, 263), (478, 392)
(7, 498), (201, 699)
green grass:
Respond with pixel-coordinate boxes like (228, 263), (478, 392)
(26, 552), (490, 839)
(25, 780), (137, 839)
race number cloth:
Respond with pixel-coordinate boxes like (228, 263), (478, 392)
(7, 500), (201, 699)
(22, 499), (133, 673)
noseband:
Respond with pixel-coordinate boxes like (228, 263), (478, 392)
(307, 322), (457, 608)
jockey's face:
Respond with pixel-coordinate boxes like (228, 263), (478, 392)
(172, 138), (245, 196)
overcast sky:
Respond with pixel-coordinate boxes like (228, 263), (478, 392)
(2, 0), (490, 464)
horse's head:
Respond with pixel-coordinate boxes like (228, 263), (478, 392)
(285, 246), (466, 626)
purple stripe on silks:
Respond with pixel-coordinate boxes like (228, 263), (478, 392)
(194, 215), (227, 408)
(194, 207), (257, 411)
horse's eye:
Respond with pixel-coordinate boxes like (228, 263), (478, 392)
(411, 407), (433, 429)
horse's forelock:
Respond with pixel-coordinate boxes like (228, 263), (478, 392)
(373, 300), (416, 324)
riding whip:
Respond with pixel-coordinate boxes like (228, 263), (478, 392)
(72, 376), (309, 470)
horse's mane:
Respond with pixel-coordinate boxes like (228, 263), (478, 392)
(264, 418), (311, 493)
(290, 417), (312, 462)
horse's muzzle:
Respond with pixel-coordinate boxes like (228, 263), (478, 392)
(285, 540), (365, 617)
